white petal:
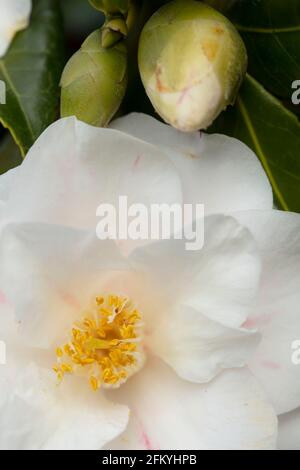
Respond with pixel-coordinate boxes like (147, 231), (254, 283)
(111, 112), (205, 156)
(0, 168), (18, 224)
(6, 117), (182, 233)
(0, 0), (31, 57)
(111, 113), (273, 213)
(0, 168), (17, 203)
(0, 301), (29, 364)
(0, 363), (129, 450)
(149, 304), (260, 383)
(0, 222), (131, 347)
(0, 290), (42, 368)
(105, 359), (277, 450)
(131, 214), (261, 328)
(233, 210), (300, 414)
(278, 408), (300, 450)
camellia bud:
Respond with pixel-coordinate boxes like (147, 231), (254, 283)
(60, 30), (127, 127)
(89, 0), (129, 16)
(138, 0), (247, 131)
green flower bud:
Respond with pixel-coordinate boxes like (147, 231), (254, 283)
(101, 17), (128, 48)
(89, 0), (129, 16)
(60, 30), (128, 127)
(138, 0), (247, 131)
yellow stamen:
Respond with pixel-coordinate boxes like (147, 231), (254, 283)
(53, 294), (144, 391)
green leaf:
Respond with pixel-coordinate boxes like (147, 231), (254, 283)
(0, 0), (65, 157)
(209, 74), (300, 212)
(204, 0), (239, 13)
(0, 134), (22, 175)
(224, 0), (300, 99)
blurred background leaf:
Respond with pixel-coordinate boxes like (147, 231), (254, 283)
(0, 0), (65, 161)
(60, 0), (104, 53)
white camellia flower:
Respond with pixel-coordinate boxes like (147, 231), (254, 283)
(0, 113), (299, 450)
(0, 0), (31, 58)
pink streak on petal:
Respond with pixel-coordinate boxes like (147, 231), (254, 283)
(242, 317), (257, 329)
(115, 239), (126, 249)
(243, 313), (272, 329)
(141, 430), (153, 450)
(136, 419), (160, 450)
(0, 290), (7, 305)
(261, 360), (281, 370)
(133, 155), (142, 169)
(60, 291), (80, 309)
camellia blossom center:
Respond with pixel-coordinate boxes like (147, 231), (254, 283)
(53, 295), (145, 390)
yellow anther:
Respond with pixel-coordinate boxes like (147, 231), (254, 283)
(64, 344), (72, 355)
(119, 370), (128, 379)
(127, 311), (141, 324)
(90, 376), (99, 391)
(61, 363), (73, 373)
(96, 296), (104, 305)
(56, 347), (63, 358)
(83, 318), (96, 329)
(100, 356), (112, 368)
(96, 328), (106, 338)
(120, 325), (135, 339)
(100, 307), (113, 316)
(120, 343), (137, 352)
(80, 358), (95, 365)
